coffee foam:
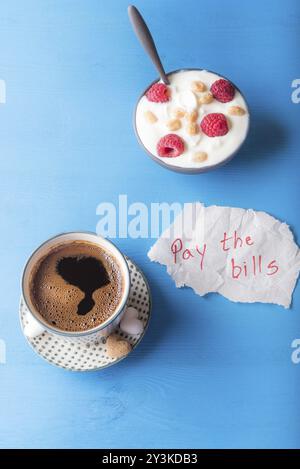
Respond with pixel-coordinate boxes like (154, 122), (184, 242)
(29, 241), (124, 332)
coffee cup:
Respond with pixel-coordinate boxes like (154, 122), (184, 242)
(21, 232), (131, 344)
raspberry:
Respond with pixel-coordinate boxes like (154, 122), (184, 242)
(157, 134), (185, 157)
(210, 79), (235, 103)
(146, 83), (170, 103)
(200, 113), (229, 137)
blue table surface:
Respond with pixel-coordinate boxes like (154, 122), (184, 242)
(0, 0), (300, 449)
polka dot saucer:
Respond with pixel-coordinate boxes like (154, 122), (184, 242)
(19, 257), (151, 371)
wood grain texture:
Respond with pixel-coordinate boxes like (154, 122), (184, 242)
(0, 0), (300, 449)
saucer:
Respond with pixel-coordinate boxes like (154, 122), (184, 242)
(20, 256), (151, 371)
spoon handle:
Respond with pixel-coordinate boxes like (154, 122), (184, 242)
(128, 5), (170, 85)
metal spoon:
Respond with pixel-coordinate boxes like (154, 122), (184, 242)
(128, 5), (170, 85)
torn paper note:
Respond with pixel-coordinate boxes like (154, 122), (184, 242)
(148, 202), (300, 308)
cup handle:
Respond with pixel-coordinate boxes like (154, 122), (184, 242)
(24, 313), (45, 338)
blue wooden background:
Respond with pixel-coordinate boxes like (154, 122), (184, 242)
(0, 0), (299, 449)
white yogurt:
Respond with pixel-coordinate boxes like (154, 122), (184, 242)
(135, 70), (249, 169)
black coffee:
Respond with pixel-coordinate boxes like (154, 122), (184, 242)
(30, 241), (124, 332)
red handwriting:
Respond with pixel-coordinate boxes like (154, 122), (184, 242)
(171, 238), (207, 270)
(196, 244), (207, 271)
(170, 231), (280, 280)
(171, 238), (182, 264)
(231, 256), (279, 279)
(267, 260), (279, 276)
(220, 231), (254, 251)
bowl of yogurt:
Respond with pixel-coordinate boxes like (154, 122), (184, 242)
(134, 69), (250, 173)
